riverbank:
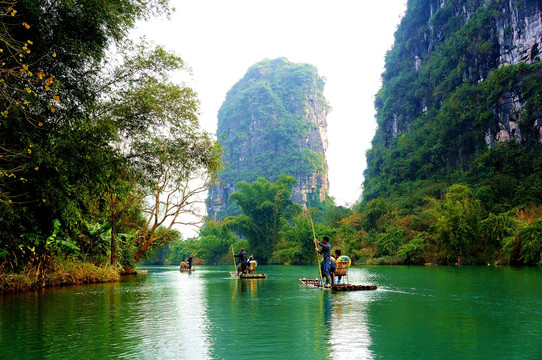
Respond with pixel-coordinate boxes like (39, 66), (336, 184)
(0, 259), (120, 293)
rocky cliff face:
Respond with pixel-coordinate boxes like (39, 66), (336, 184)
(381, 0), (541, 146)
(486, 0), (542, 145)
(207, 58), (330, 218)
(363, 0), (542, 202)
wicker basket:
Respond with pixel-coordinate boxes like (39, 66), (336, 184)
(334, 260), (349, 276)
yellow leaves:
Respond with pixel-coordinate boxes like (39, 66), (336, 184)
(25, 87), (31, 94)
(27, 40), (33, 45)
(37, 72), (44, 79)
(8, 7), (16, 16)
(53, 95), (59, 102)
(38, 122), (43, 127)
(50, 107), (55, 112)
(22, 22), (30, 29)
(35, 166), (39, 171)
(44, 76), (54, 91)
(52, 52), (56, 58)
(27, 148), (31, 154)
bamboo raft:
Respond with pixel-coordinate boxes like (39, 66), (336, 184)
(179, 268), (195, 272)
(299, 278), (377, 291)
(230, 271), (267, 279)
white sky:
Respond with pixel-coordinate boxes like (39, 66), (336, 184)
(132, 0), (407, 212)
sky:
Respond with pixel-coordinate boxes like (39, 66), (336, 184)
(131, 0), (407, 231)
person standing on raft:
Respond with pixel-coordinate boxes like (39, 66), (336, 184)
(187, 255), (194, 270)
(233, 248), (248, 275)
(314, 236), (332, 287)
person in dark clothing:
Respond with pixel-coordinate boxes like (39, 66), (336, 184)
(314, 236), (332, 286)
(233, 248), (248, 274)
(333, 249), (342, 284)
(187, 255), (194, 270)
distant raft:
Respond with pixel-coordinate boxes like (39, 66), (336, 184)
(230, 271), (267, 278)
(299, 278), (377, 291)
(179, 268), (195, 272)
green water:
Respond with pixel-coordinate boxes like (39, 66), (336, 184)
(1, 265), (541, 359)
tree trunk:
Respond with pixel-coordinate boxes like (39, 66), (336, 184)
(134, 241), (151, 262)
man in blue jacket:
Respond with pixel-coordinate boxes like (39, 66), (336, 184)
(314, 236), (332, 287)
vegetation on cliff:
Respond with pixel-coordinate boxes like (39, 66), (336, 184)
(208, 57), (331, 219)
(359, 0), (542, 265)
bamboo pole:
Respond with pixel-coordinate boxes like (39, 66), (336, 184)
(231, 245), (237, 276)
(309, 212), (324, 289)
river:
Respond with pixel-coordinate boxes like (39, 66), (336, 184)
(1, 265), (541, 359)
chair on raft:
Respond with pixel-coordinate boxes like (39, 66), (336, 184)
(334, 259), (349, 284)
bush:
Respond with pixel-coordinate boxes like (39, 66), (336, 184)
(397, 234), (428, 264)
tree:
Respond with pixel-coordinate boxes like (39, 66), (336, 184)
(435, 184), (483, 263)
(0, 2), (58, 205)
(226, 174), (299, 263)
(195, 220), (242, 265)
(90, 42), (222, 264)
(273, 212), (318, 265)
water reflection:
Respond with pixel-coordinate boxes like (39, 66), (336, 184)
(232, 276), (263, 298)
(125, 270), (211, 359)
(326, 268), (375, 360)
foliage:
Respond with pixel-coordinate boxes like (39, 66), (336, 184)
(193, 220), (242, 265)
(225, 174), (299, 263)
(397, 234), (427, 264)
(434, 185), (483, 263)
(0, 0), (224, 282)
(273, 211), (319, 265)
(501, 218), (542, 265)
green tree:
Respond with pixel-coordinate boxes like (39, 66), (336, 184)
(194, 220), (242, 265)
(435, 184), (482, 263)
(93, 43), (223, 263)
(273, 212), (316, 265)
(226, 174), (299, 263)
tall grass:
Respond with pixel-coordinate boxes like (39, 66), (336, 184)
(0, 258), (120, 293)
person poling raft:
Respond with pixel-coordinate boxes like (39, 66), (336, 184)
(230, 246), (267, 278)
(314, 236), (333, 287)
(179, 254), (195, 272)
(302, 234), (377, 291)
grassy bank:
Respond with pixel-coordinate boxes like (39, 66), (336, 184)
(0, 259), (120, 293)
